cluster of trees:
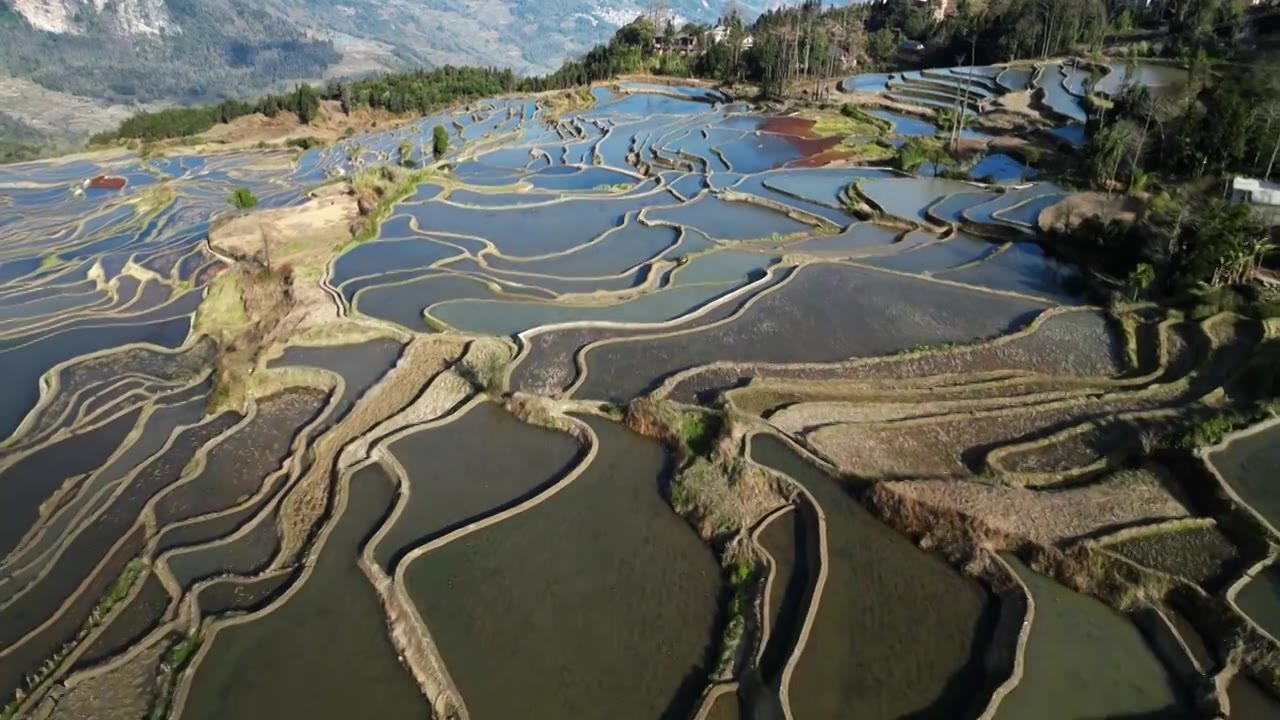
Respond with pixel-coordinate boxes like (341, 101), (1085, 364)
(1051, 192), (1271, 299)
(1086, 60), (1280, 190)
(92, 66), (520, 143)
(869, 0), (1272, 70)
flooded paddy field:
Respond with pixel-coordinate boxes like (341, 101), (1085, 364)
(995, 555), (1190, 719)
(750, 434), (995, 719)
(1, 72), (1276, 720)
(403, 417), (720, 719)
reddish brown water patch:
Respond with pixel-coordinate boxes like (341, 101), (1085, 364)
(760, 116), (844, 165)
(87, 175), (127, 190)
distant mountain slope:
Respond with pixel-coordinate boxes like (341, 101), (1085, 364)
(0, 0), (821, 149)
(279, 0), (786, 75)
(0, 0), (339, 106)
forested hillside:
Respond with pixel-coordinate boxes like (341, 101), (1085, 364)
(0, 0), (337, 105)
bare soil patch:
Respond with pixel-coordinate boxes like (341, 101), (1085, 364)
(1039, 192), (1146, 234)
(873, 464), (1191, 547)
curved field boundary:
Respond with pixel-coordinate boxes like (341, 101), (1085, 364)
(0, 400), (224, 606)
(0, 416), (247, 714)
(984, 408), (1186, 488)
(715, 188), (841, 233)
(502, 262), (794, 390)
(1226, 552), (1280, 648)
(1, 379), (211, 577)
(742, 431), (831, 720)
(1202, 415), (1280, 541)
(973, 552), (1034, 720)
(352, 395), (489, 716)
(647, 292), (1094, 404)
(653, 304), (1204, 409)
(361, 393), (488, 575)
(67, 376), (178, 430)
(0, 289), (198, 357)
(387, 410), (599, 720)
(422, 270), (754, 331)
(751, 503), (796, 667)
(150, 378), (344, 593)
(560, 265), (801, 399)
(149, 374), (342, 555)
(0, 337), (209, 454)
(0, 390), (174, 507)
(578, 252), (1077, 402)
(1091, 516), (1227, 550)
(57, 342), (462, 711)
(691, 681), (741, 720)
(165, 427), (390, 720)
(1132, 604), (1214, 682)
(0, 413), (245, 653)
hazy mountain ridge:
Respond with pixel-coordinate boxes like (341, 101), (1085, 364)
(0, 0), (796, 153)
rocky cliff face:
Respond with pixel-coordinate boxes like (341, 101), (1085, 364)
(6, 0), (176, 36)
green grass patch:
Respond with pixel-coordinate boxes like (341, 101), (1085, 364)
(713, 548), (758, 678)
(804, 106), (885, 139)
(349, 165), (442, 247)
(842, 141), (895, 161)
(38, 255), (60, 270)
(1, 559), (147, 718)
(1175, 413), (1238, 449)
(148, 632), (203, 720)
(193, 270), (248, 343)
(679, 412), (720, 457)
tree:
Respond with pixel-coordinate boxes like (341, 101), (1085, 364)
(1087, 121), (1140, 191)
(398, 140), (414, 166)
(432, 125), (449, 159)
(228, 188), (258, 210)
(934, 107), (970, 148)
(1127, 262), (1155, 300)
(1173, 199), (1268, 287)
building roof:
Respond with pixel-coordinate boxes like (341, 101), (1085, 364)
(1233, 177), (1280, 205)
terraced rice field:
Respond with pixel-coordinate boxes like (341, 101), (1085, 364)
(994, 555), (1190, 719)
(0, 78), (1275, 720)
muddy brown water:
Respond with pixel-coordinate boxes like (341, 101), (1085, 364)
(757, 504), (817, 686)
(165, 507), (280, 589)
(153, 389), (328, 529)
(178, 463), (428, 720)
(75, 571), (173, 668)
(375, 401), (582, 571)
(576, 263), (1043, 402)
(995, 555), (1190, 719)
(403, 416), (720, 719)
(749, 434), (996, 720)
(1228, 674), (1280, 718)
(195, 570), (298, 617)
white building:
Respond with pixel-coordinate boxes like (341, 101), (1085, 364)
(1231, 177), (1280, 225)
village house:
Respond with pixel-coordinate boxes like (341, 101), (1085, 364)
(654, 33), (700, 56)
(709, 24), (755, 49)
(1231, 177), (1280, 226)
